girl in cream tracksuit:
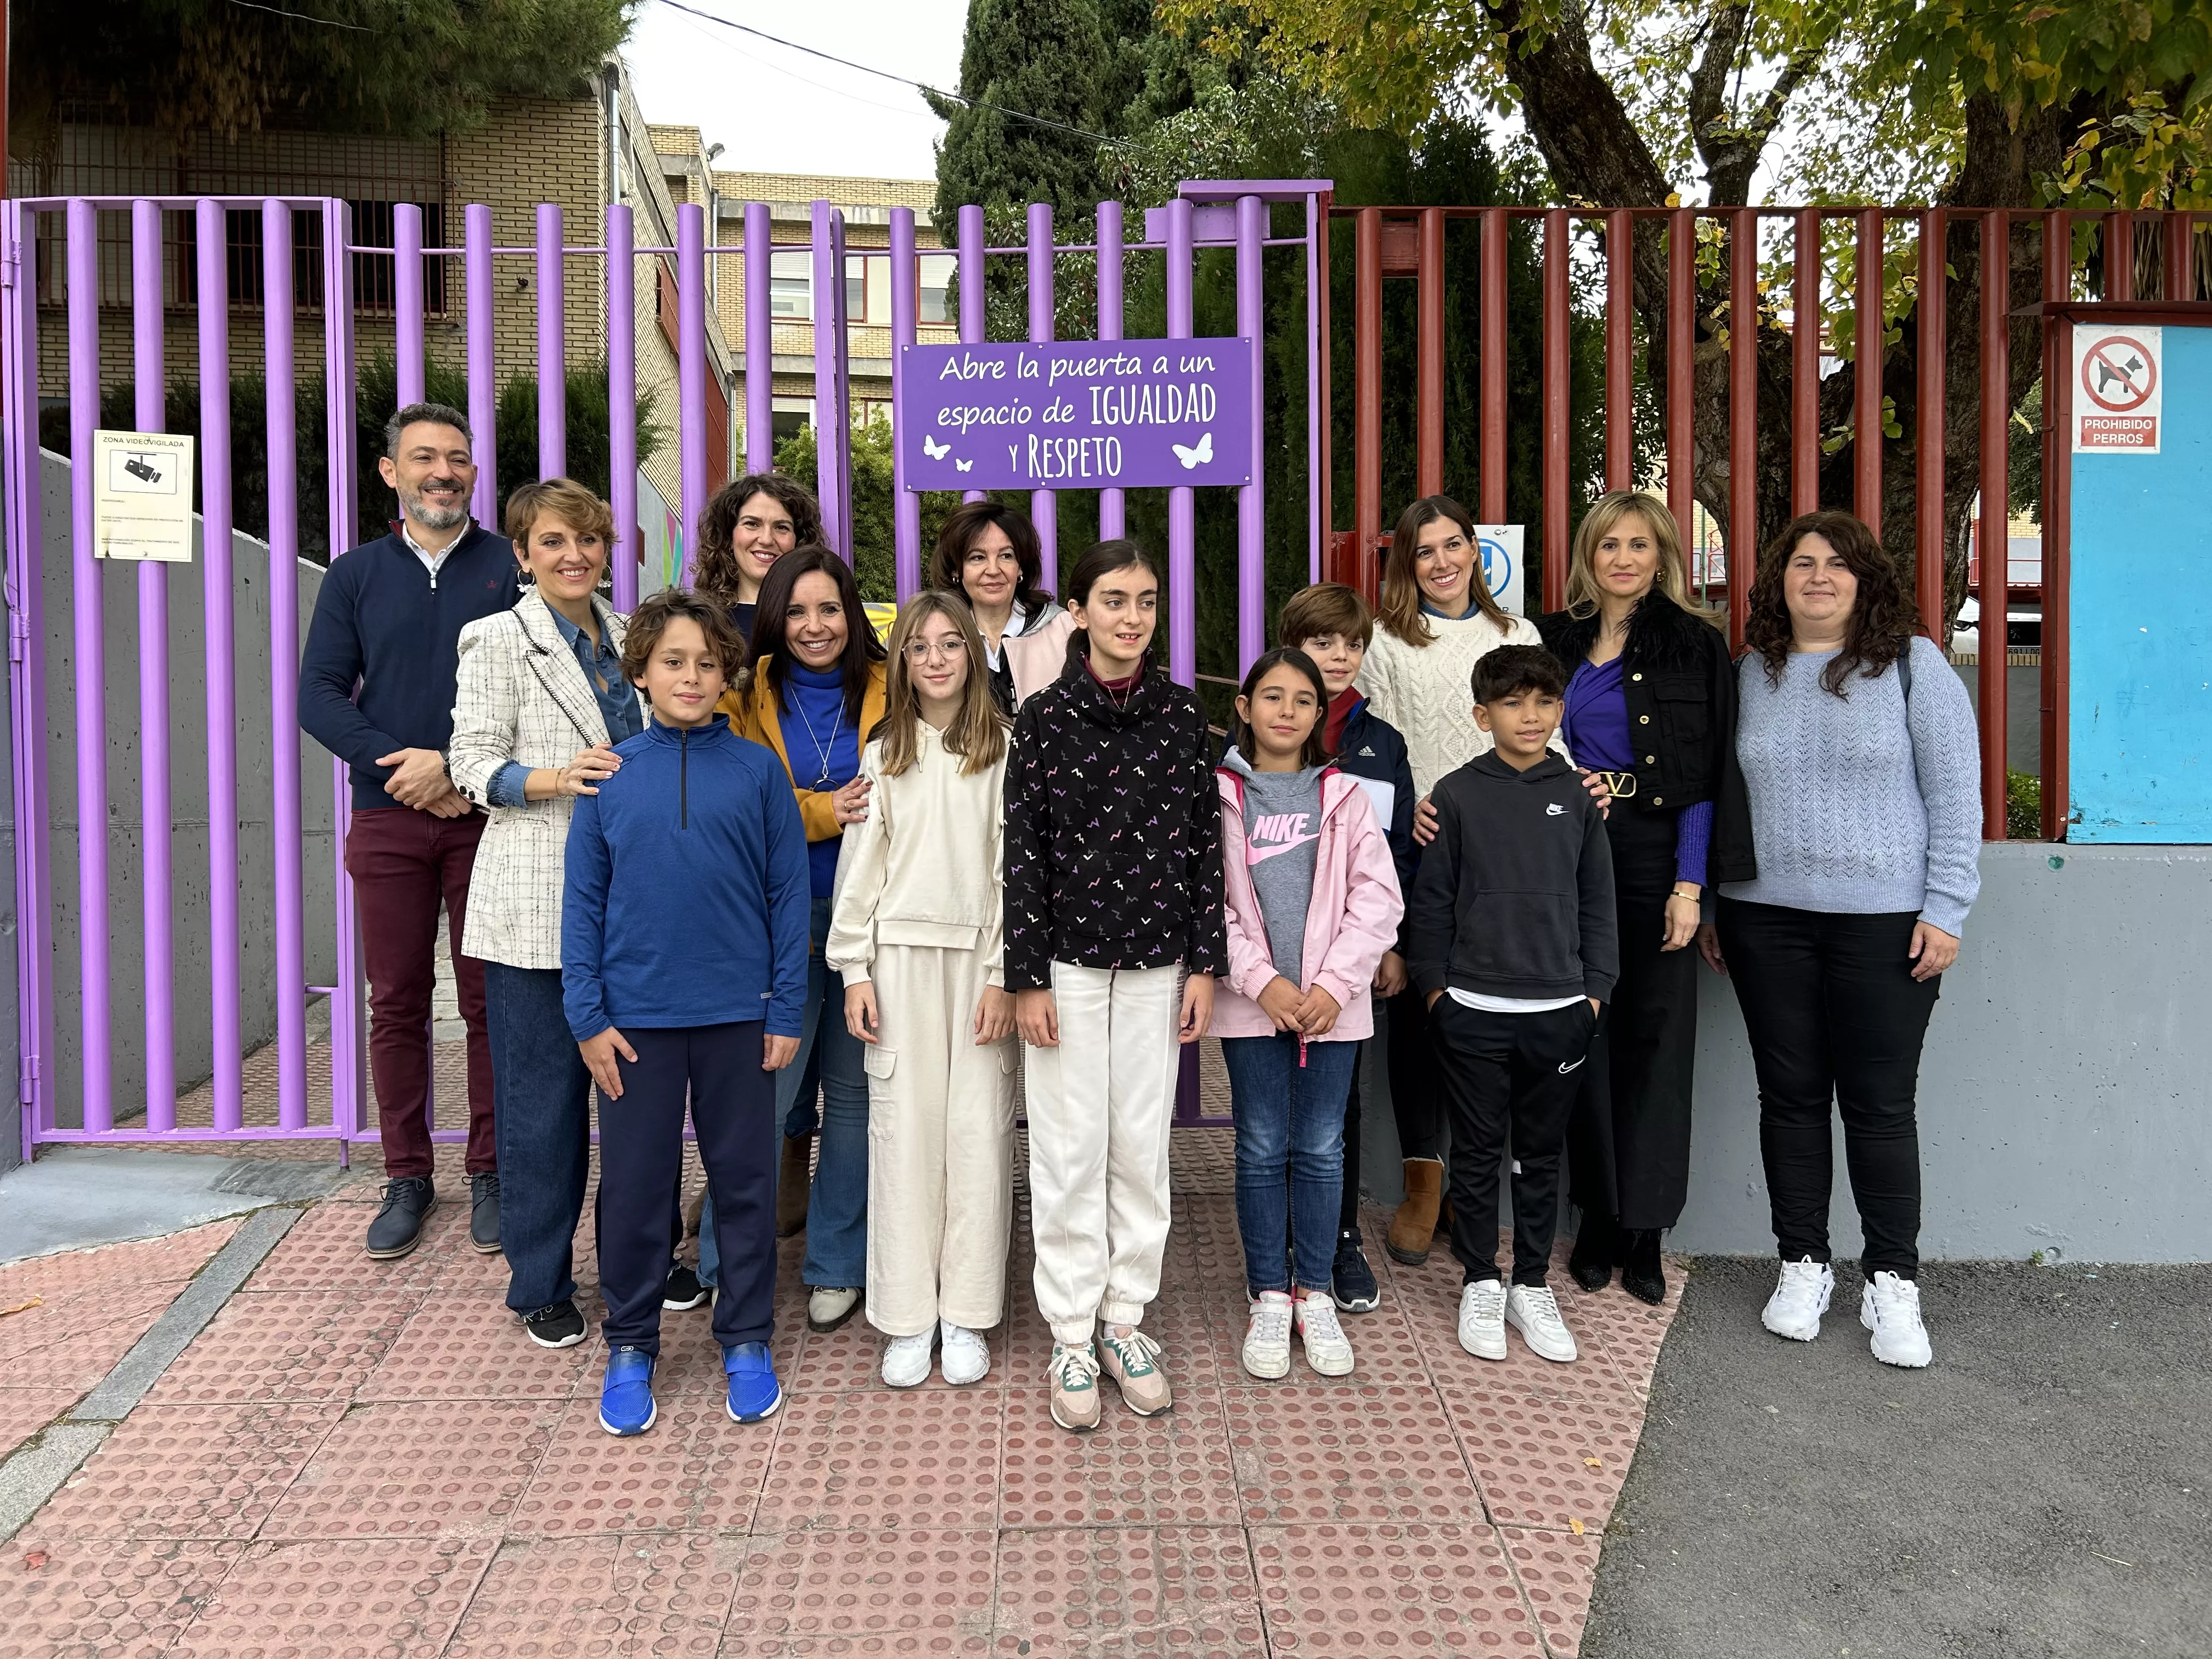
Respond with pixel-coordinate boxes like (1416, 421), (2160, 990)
(826, 592), (1018, 1389)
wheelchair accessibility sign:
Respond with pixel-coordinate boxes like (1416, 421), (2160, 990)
(1475, 524), (1525, 616)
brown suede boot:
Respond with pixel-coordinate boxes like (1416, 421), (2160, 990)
(776, 1133), (813, 1238)
(1386, 1158), (1444, 1266)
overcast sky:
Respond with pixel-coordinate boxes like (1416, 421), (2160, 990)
(621, 0), (967, 182)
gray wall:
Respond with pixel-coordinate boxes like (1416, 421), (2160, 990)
(1359, 843), (2212, 1265)
(29, 450), (337, 1128)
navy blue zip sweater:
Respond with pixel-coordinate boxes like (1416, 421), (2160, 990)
(561, 716), (811, 1041)
(298, 523), (520, 809)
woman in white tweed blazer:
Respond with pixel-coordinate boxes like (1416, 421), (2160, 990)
(449, 479), (648, 1352)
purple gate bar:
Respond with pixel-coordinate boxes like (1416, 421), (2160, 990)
(1236, 194), (1266, 674)
(466, 204), (498, 528)
(607, 203), (639, 610)
(745, 200), (772, 475)
(197, 199), (242, 1134)
(66, 201), (112, 1131)
(395, 203), (425, 407)
(1096, 201), (1127, 541)
(132, 201), (178, 1129)
(890, 206), (922, 600)
(267, 200), (309, 1133)
(1028, 202), (1058, 590)
(678, 201), (707, 583)
(538, 202), (567, 481)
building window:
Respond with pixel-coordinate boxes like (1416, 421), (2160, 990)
(846, 254), (867, 322)
(347, 200), (450, 315)
(771, 250), (810, 319)
(918, 253), (954, 324)
(176, 206), (325, 309)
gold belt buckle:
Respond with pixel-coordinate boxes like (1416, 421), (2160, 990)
(1596, 770), (1639, 799)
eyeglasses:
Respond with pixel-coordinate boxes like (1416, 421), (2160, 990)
(902, 639), (966, 663)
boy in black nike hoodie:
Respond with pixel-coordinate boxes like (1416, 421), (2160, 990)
(1407, 645), (1617, 1368)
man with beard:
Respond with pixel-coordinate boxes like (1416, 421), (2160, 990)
(301, 404), (520, 1258)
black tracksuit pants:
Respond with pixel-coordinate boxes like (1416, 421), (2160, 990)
(1566, 803), (1701, 1231)
(1430, 996), (1599, 1286)
(1717, 899), (1940, 1280)
(598, 1020), (778, 1355)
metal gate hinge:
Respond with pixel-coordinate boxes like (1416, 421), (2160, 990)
(7, 610), (27, 663)
(18, 1054), (38, 1104)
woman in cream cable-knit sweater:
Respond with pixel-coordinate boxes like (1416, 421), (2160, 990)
(1354, 495), (1551, 1267)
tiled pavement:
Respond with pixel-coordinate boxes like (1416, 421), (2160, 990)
(4, 1048), (1684, 1658)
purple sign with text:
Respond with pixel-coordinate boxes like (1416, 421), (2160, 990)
(898, 337), (1253, 491)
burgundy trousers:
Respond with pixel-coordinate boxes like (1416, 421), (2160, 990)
(343, 806), (495, 1178)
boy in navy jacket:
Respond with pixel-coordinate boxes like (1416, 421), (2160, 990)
(563, 590), (810, 1435)
(1278, 584), (1416, 1314)
(1408, 645), (1616, 1372)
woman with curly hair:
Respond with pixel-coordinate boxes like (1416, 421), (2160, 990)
(691, 474), (823, 644)
(1702, 510), (1981, 1371)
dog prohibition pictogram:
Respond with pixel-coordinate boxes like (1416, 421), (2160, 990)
(2081, 334), (2158, 413)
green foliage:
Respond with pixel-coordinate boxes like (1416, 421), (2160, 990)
(11, 0), (634, 149)
(929, 0), (1117, 223)
(39, 356), (664, 561)
(2007, 768), (2043, 840)
(774, 418), (960, 607)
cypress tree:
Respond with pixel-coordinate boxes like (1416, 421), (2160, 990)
(928, 0), (1114, 223)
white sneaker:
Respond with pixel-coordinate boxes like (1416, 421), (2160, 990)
(808, 1285), (861, 1332)
(1294, 1289), (1355, 1376)
(1505, 1283), (1578, 1363)
(939, 1321), (990, 1386)
(1242, 1291), (1294, 1379)
(1860, 1271), (1933, 1368)
(1762, 1256), (1836, 1342)
(881, 1329), (933, 1388)
(1457, 1278), (1508, 1360)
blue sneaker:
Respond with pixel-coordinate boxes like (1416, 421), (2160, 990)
(724, 1340), (783, 1423)
(599, 1345), (657, 1436)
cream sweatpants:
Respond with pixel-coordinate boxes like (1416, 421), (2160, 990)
(863, 943), (1018, 1338)
(1024, 961), (1183, 1346)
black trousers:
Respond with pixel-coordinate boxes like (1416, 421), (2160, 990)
(1430, 996), (1599, 1286)
(598, 1021), (778, 1355)
(1717, 899), (1940, 1280)
(1567, 803), (1700, 1231)
(1383, 983), (1446, 1161)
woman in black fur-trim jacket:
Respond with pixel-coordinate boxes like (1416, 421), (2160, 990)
(1536, 491), (1734, 1307)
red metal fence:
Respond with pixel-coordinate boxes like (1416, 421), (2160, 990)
(1325, 203), (2212, 842)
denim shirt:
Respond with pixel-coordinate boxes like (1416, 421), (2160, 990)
(486, 603), (644, 806)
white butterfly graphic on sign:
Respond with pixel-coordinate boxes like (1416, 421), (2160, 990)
(955, 459), (973, 473)
(1171, 432), (1214, 470)
(922, 434), (950, 460)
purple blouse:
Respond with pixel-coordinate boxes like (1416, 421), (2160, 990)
(1562, 656), (1711, 888)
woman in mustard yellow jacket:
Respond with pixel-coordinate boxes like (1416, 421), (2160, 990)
(706, 546), (889, 1332)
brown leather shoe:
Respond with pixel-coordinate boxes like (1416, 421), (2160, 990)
(1386, 1157), (1444, 1266)
(776, 1133), (812, 1238)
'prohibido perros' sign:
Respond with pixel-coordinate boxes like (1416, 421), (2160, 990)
(898, 337), (1253, 492)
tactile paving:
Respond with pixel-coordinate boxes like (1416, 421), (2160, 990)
(257, 1400), (560, 1539)
(755, 1388), (1003, 1533)
(247, 1195), (470, 1291)
(729, 1527), (996, 1645)
(993, 1525), (1265, 1657)
(1000, 1381), (1240, 1530)
(357, 1291), (594, 1401)
(1198, 1278), (1435, 1389)
(1249, 1523), (1545, 1655)
(1499, 1525), (1600, 1656)
(1, 1389), (84, 1461)
(0, 1537), (243, 1659)
(0, 1282), (188, 1392)
(142, 1287), (418, 1404)
(510, 1392), (772, 1536)
(444, 1531), (743, 1658)
(1223, 1384), (1485, 1526)
(26, 1402), (344, 1542)
(1447, 1391), (1642, 1534)
(1167, 1127), (1238, 1196)
(0, 1217), (240, 1306)
(168, 1534), (496, 1657)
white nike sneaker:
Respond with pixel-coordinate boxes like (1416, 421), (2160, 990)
(1860, 1271), (1933, 1368)
(1242, 1291), (1294, 1380)
(1505, 1283), (1578, 1363)
(1457, 1278), (1508, 1360)
(881, 1329), (933, 1388)
(1762, 1256), (1836, 1342)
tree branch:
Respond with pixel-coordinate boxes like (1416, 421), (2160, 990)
(1685, 3), (1750, 168)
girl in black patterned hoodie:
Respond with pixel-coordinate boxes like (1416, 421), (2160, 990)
(1004, 539), (1227, 1432)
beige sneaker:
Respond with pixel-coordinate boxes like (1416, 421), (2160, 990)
(1098, 1325), (1173, 1416)
(1047, 1341), (1102, 1431)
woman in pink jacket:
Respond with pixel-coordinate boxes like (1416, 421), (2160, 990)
(1215, 647), (1405, 1383)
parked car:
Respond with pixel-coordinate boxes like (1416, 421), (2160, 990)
(1949, 597), (2040, 656)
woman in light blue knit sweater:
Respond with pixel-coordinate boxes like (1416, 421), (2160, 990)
(1702, 511), (1981, 1372)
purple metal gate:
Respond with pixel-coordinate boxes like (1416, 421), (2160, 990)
(1, 180), (1329, 1155)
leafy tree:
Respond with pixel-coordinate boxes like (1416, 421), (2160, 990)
(9, 0), (633, 157)
(775, 417), (960, 606)
(1160, 0), (2212, 622)
(928, 0), (1117, 223)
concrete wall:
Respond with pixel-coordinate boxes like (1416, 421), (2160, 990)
(1358, 842), (2212, 1265)
(29, 451), (337, 1127)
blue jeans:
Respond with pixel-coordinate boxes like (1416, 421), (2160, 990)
(1222, 1033), (1359, 1294)
(487, 962), (592, 1315)
(698, 895), (870, 1289)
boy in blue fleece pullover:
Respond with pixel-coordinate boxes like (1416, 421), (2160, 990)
(563, 590), (810, 1435)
